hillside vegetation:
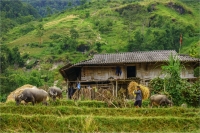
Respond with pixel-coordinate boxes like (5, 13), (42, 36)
(21, 0), (83, 17)
(2, 0), (200, 62)
(0, 0), (40, 34)
(1, 100), (200, 132)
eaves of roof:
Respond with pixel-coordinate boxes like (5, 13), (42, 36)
(72, 50), (199, 66)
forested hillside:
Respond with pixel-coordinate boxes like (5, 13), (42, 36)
(0, 0), (199, 102)
(0, 0), (40, 34)
(2, 0), (199, 57)
(21, 0), (85, 17)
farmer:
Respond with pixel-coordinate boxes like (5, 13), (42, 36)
(134, 86), (143, 108)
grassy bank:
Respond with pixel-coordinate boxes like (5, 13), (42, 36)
(0, 100), (199, 132)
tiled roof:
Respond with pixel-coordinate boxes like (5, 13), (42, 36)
(74, 50), (199, 66)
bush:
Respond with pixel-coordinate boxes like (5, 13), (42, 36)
(19, 24), (35, 35)
(49, 33), (61, 41)
(0, 94), (7, 102)
(194, 67), (200, 77)
(76, 43), (90, 52)
(26, 59), (37, 69)
(30, 42), (39, 48)
(149, 77), (165, 94)
(180, 79), (200, 107)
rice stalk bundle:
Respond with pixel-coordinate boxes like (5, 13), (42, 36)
(128, 81), (150, 100)
(94, 88), (113, 102)
(139, 85), (150, 100)
(71, 88), (91, 100)
(71, 89), (79, 100)
(128, 81), (138, 95)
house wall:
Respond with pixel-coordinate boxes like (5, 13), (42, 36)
(80, 63), (163, 81)
(80, 63), (195, 81)
(181, 63), (195, 78)
(81, 66), (126, 80)
(136, 63), (163, 79)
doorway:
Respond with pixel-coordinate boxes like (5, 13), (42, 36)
(127, 66), (136, 78)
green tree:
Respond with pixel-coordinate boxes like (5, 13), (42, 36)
(0, 69), (50, 102)
(49, 33), (61, 42)
(0, 45), (10, 73)
(61, 36), (77, 51)
(80, 0), (87, 5)
(161, 53), (184, 105)
(127, 30), (144, 51)
(95, 42), (102, 52)
(36, 24), (44, 44)
(68, 2), (72, 7)
(0, 45), (25, 70)
(180, 79), (200, 107)
(46, 6), (52, 17)
(0, 53), (7, 73)
(149, 77), (165, 95)
(194, 67), (200, 77)
(189, 43), (199, 58)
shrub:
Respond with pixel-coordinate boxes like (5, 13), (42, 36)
(0, 94), (7, 102)
(180, 79), (200, 107)
(161, 54), (184, 105)
(149, 77), (165, 95)
(19, 24), (35, 35)
(26, 59), (37, 69)
(49, 33), (61, 41)
(194, 67), (200, 77)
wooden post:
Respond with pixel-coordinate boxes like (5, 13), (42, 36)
(66, 79), (69, 100)
(116, 80), (118, 97)
(112, 82), (114, 97)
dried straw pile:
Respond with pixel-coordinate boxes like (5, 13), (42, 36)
(71, 87), (114, 102)
(128, 81), (150, 100)
(72, 88), (93, 100)
(6, 84), (36, 103)
(95, 88), (113, 101)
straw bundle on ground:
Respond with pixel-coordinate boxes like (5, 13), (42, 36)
(128, 81), (150, 100)
(6, 84), (35, 103)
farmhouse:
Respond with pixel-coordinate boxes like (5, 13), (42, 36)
(59, 50), (199, 97)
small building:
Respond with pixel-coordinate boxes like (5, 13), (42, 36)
(59, 50), (199, 98)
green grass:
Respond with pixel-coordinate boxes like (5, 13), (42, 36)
(1, 100), (200, 132)
(1, 105), (199, 117)
(155, 3), (198, 28)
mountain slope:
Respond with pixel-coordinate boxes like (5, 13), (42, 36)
(0, 0), (40, 34)
(21, 0), (83, 17)
(1, 0), (200, 64)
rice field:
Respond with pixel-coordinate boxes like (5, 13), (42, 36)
(0, 100), (199, 132)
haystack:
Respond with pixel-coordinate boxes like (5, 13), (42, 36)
(6, 84), (36, 103)
(128, 81), (150, 100)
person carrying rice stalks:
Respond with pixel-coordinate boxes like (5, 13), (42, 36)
(134, 86), (143, 108)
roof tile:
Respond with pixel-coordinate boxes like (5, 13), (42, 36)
(74, 50), (199, 66)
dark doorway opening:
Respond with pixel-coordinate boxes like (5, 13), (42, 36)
(127, 66), (136, 78)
